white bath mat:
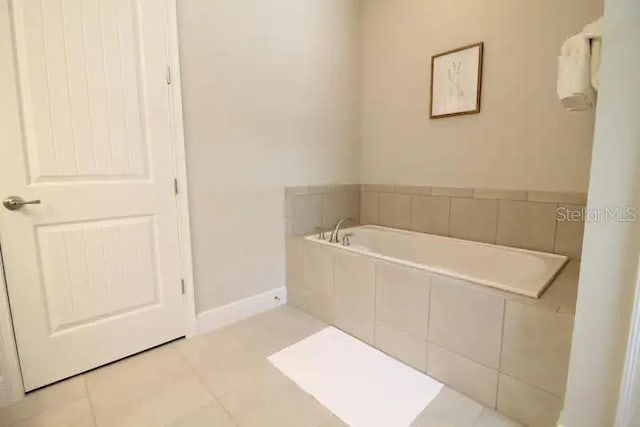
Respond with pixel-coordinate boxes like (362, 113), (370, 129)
(268, 327), (443, 427)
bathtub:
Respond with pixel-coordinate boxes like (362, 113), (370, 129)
(306, 225), (568, 298)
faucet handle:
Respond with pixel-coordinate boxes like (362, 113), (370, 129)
(316, 226), (326, 240)
(342, 233), (354, 247)
(330, 217), (355, 243)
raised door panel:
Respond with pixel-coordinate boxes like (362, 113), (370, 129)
(37, 216), (159, 334)
(12, 0), (148, 182)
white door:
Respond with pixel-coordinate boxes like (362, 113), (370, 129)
(0, 0), (185, 391)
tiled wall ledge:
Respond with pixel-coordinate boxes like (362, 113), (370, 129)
(287, 239), (578, 427)
(361, 185), (588, 259)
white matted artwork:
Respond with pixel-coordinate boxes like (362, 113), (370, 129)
(430, 42), (484, 118)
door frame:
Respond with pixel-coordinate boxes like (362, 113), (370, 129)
(0, 0), (196, 406)
(615, 258), (640, 426)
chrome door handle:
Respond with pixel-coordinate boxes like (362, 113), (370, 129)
(3, 196), (41, 211)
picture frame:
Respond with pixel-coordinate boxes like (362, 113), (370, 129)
(429, 42), (484, 119)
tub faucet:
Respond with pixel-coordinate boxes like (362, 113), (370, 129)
(330, 217), (353, 243)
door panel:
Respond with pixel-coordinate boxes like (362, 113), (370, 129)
(14, 0), (147, 181)
(38, 216), (159, 333)
(0, 0), (185, 391)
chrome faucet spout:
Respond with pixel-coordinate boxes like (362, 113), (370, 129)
(330, 217), (353, 243)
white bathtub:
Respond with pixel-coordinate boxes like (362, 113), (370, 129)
(306, 225), (568, 298)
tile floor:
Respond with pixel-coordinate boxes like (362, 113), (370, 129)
(0, 306), (521, 427)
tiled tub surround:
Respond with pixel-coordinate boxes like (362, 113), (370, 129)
(361, 185), (587, 260)
(287, 236), (578, 427)
(285, 184), (361, 308)
(284, 185), (361, 238)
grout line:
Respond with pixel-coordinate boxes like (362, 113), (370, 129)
(495, 299), (508, 410)
(330, 249), (336, 323)
(83, 376), (99, 427)
(425, 276), (433, 371)
(499, 372), (565, 399)
(8, 375), (91, 425)
(446, 196), (453, 237)
(471, 406), (487, 425)
(373, 262), (378, 345)
(552, 202), (560, 254)
(173, 341), (239, 423)
(408, 195), (414, 229)
(493, 200), (502, 244)
(427, 340), (499, 372)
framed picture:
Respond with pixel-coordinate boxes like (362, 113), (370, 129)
(429, 42), (484, 119)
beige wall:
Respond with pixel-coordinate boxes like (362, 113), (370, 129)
(179, 0), (605, 313)
(360, 0), (602, 192)
(178, 0), (360, 312)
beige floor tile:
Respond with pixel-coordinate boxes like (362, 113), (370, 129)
(166, 402), (236, 427)
(189, 355), (273, 398)
(4, 305), (527, 427)
(473, 408), (522, 426)
(11, 398), (94, 427)
(317, 415), (349, 427)
(219, 367), (332, 427)
(411, 387), (484, 427)
(176, 307), (326, 397)
(85, 346), (212, 427)
(0, 376), (86, 427)
(221, 306), (327, 355)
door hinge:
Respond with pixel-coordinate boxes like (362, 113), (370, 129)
(174, 178), (178, 195)
(166, 66), (171, 85)
(181, 278), (185, 295)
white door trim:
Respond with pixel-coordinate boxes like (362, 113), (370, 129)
(615, 258), (640, 427)
(0, 0), (196, 405)
(0, 251), (23, 405)
(165, 0), (198, 339)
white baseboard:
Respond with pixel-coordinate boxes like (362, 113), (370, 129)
(194, 287), (287, 336)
